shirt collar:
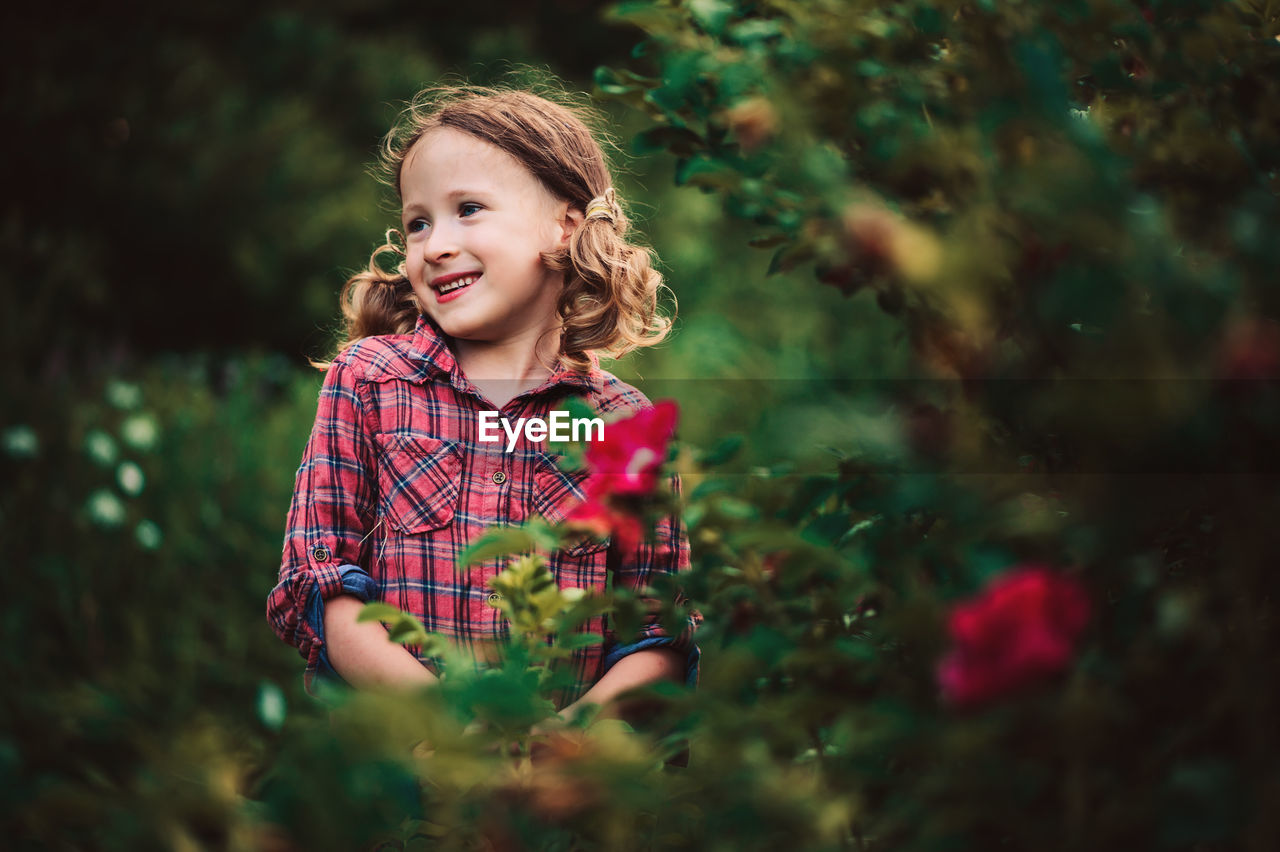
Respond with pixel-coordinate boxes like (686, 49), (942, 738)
(407, 314), (458, 379)
(408, 314), (604, 398)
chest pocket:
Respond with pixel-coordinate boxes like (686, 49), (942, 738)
(374, 433), (462, 534)
(532, 453), (610, 557)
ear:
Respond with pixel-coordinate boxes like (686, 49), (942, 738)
(556, 201), (584, 247)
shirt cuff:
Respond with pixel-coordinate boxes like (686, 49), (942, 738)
(302, 564), (378, 697)
(603, 636), (700, 689)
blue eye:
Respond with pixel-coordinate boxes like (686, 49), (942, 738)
(406, 219), (428, 234)
(459, 203), (481, 217)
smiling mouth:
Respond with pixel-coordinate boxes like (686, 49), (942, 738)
(436, 274), (480, 294)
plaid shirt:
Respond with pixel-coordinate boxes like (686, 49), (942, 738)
(266, 315), (696, 704)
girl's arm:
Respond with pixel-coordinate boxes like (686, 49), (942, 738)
(268, 355), (439, 696)
(584, 472), (699, 717)
(560, 646), (686, 723)
(323, 594), (439, 691)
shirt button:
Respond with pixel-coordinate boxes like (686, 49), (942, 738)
(491, 470), (508, 485)
(487, 593), (503, 605)
(312, 545), (330, 562)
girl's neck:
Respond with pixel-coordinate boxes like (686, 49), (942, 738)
(452, 328), (563, 408)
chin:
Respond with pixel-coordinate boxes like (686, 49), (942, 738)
(432, 316), (494, 342)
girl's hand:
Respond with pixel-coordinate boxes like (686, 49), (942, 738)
(530, 712), (567, 738)
(526, 710), (587, 762)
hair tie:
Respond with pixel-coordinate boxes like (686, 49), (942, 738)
(585, 187), (619, 225)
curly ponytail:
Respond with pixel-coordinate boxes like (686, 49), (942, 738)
(326, 79), (676, 372)
(542, 187), (673, 371)
(311, 231), (417, 369)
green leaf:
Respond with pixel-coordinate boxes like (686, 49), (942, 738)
(836, 515), (882, 547)
(386, 619), (429, 646)
(698, 433), (745, 466)
(594, 66), (664, 113)
(690, 478), (733, 501)
(562, 395), (601, 422)
(456, 526), (539, 570)
(635, 125), (706, 156)
(544, 396), (600, 463)
(525, 518), (565, 553)
(748, 233), (790, 249)
(558, 632), (606, 650)
(604, 1), (687, 34)
(768, 240), (816, 275)
(801, 512), (851, 547)
(355, 602), (409, 624)
(716, 496), (759, 520)
(675, 156), (742, 190)
(688, 0), (735, 36)
(357, 602), (430, 647)
(727, 18), (785, 45)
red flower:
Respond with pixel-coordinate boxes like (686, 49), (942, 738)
(581, 401), (678, 498)
(937, 566), (1090, 708)
(564, 401), (679, 549)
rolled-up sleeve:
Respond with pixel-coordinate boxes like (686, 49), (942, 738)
(603, 474), (700, 686)
(266, 357), (381, 697)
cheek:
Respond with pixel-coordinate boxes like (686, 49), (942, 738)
(406, 255), (433, 291)
(404, 260), (429, 299)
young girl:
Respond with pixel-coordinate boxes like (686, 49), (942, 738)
(265, 84), (697, 722)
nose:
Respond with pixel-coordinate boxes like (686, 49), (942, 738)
(421, 221), (458, 265)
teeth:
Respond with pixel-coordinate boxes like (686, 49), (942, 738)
(438, 274), (479, 293)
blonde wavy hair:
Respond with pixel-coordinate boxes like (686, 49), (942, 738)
(323, 81), (674, 372)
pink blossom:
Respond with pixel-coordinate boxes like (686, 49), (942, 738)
(937, 565), (1090, 708)
(564, 401), (679, 549)
(581, 401), (678, 498)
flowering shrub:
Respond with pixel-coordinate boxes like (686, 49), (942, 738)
(580, 0), (1280, 847)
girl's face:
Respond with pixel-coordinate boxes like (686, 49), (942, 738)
(400, 127), (578, 349)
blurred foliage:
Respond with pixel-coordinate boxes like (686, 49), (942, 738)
(1, 356), (320, 848)
(591, 0), (1280, 849)
(4, 0), (1280, 850)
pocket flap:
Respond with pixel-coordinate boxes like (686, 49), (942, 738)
(374, 432), (462, 534)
